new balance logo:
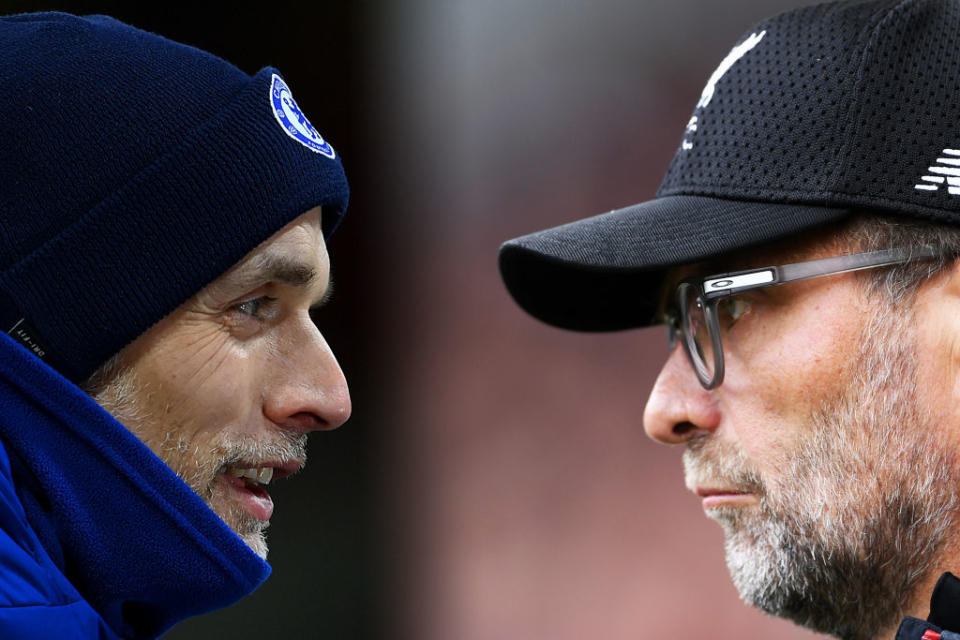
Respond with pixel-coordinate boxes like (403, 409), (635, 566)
(915, 148), (960, 195)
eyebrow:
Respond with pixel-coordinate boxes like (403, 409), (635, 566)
(229, 252), (332, 307)
(248, 253), (318, 288)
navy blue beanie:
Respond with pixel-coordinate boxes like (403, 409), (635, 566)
(0, 12), (349, 384)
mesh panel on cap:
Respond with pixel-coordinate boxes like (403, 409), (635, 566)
(660, 0), (960, 224)
(658, 1), (895, 201)
(836, 0), (960, 224)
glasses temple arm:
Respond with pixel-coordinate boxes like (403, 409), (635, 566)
(777, 246), (937, 284)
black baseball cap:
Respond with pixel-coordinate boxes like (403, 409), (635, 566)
(499, 0), (960, 332)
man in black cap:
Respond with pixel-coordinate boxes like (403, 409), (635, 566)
(500, 2), (960, 639)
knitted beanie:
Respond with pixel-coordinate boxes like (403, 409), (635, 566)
(0, 12), (350, 384)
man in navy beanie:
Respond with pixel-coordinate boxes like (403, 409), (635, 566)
(0, 12), (351, 639)
(501, 1), (960, 639)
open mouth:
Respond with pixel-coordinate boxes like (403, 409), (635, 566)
(228, 465), (276, 486)
(220, 461), (301, 522)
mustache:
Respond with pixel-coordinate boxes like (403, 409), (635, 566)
(214, 431), (308, 471)
(682, 435), (764, 495)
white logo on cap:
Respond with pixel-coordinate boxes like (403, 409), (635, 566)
(914, 148), (960, 195)
(269, 74), (335, 158)
(682, 30), (766, 151)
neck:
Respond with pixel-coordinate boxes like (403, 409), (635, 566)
(875, 562), (960, 640)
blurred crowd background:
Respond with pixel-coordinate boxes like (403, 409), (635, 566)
(0, 1), (826, 638)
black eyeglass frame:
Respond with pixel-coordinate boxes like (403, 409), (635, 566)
(664, 245), (938, 390)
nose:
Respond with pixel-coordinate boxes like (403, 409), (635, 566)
(643, 342), (720, 444)
(262, 323), (352, 433)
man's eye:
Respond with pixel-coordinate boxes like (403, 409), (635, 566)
(717, 297), (752, 327)
(235, 296), (276, 319)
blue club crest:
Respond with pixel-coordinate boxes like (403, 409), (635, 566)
(269, 74), (335, 158)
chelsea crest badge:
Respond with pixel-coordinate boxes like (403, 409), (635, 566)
(269, 74), (335, 159)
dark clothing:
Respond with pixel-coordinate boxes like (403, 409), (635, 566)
(897, 573), (960, 640)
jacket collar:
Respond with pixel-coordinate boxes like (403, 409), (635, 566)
(0, 332), (270, 638)
(896, 573), (960, 639)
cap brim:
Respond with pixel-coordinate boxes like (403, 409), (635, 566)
(498, 195), (850, 331)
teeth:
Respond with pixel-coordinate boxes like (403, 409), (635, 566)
(226, 466), (274, 485)
(257, 467), (274, 484)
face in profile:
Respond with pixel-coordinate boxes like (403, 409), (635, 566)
(89, 206), (351, 558)
(645, 238), (960, 640)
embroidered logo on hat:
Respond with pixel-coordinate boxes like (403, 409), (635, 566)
(915, 148), (960, 196)
(681, 30), (766, 151)
(269, 73), (335, 158)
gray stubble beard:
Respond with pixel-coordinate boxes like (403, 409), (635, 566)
(684, 307), (960, 640)
(89, 364), (306, 561)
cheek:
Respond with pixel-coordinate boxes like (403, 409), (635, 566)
(915, 319), (960, 448)
(774, 310), (853, 396)
(720, 288), (865, 469)
(135, 323), (260, 438)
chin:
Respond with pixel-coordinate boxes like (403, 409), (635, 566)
(206, 487), (271, 560)
(241, 530), (269, 560)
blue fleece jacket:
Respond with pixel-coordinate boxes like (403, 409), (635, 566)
(0, 330), (270, 638)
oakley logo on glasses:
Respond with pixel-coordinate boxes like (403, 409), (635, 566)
(705, 270), (775, 291)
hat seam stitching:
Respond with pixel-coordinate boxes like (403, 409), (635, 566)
(825, 0), (918, 191)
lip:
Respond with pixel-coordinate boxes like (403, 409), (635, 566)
(220, 458), (305, 522)
(695, 487), (758, 509)
(256, 458), (304, 481)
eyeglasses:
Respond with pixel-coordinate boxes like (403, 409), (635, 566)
(663, 246), (938, 390)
